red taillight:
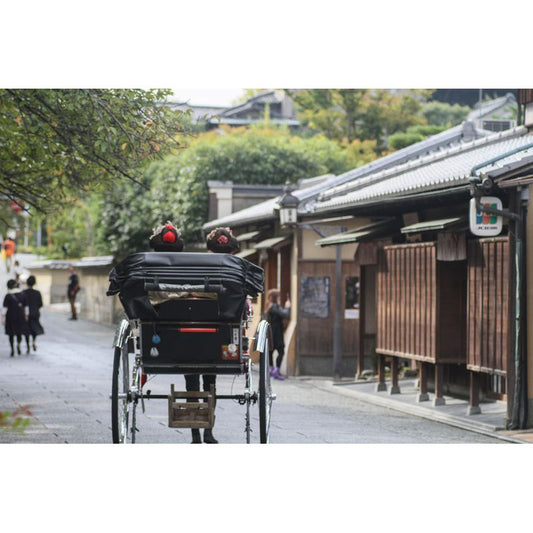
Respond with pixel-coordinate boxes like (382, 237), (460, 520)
(178, 327), (219, 333)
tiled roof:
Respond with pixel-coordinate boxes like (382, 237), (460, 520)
(467, 93), (516, 121)
(312, 121), (490, 207)
(201, 103), (512, 229)
(312, 126), (533, 214)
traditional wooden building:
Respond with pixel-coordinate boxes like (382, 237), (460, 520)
(313, 120), (533, 429)
(203, 121), (495, 377)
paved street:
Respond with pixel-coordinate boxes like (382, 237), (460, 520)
(0, 304), (507, 444)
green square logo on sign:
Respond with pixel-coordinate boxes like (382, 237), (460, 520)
(469, 196), (503, 236)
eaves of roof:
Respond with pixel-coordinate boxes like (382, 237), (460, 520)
(202, 196), (279, 231)
(312, 126), (533, 214)
(315, 219), (397, 247)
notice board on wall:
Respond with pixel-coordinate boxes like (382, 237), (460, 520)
(300, 276), (330, 318)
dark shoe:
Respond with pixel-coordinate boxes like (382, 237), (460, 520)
(203, 428), (218, 444)
(191, 429), (202, 444)
(10, 351), (14, 357)
(17, 344), (21, 355)
(68, 316), (77, 321)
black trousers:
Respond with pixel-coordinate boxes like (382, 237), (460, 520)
(185, 373), (216, 405)
(269, 346), (285, 368)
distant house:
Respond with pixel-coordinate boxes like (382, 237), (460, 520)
(207, 181), (286, 221)
(167, 90), (300, 130)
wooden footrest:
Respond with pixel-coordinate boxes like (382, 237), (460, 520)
(168, 384), (215, 429)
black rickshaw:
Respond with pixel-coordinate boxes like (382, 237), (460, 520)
(107, 251), (274, 443)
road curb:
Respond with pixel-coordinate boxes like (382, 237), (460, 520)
(308, 379), (529, 444)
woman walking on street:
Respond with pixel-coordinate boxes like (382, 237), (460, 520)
(264, 288), (291, 380)
(22, 275), (44, 351)
(67, 265), (80, 320)
(2, 279), (30, 356)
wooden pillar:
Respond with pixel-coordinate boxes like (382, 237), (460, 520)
(467, 371), (481, 415)
(433, 363), (446, 406)
(390, 356), (400, 394)
(376, 354), (387, 392)
(356, 270), (365, 380)
(417, 361), (429, 402)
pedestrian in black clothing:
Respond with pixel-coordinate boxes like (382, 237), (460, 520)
(264, 288), (291, 380)
(23, 275), (44, 352)
(2, 279), (30, 356)
(67, 265), (80, 320)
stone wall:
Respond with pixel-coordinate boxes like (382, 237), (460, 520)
(77, 266), (121, 325)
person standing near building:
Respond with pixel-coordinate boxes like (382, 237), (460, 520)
(67, 265), (80, 320)
(2, 279), (30, 356)
(13, 261), (24, 284)
(22, 275), (44, 352)
(264, 288), (291, 380)
(3, 237), (16, 273)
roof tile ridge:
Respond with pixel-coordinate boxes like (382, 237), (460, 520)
(318, 126), (528, 202)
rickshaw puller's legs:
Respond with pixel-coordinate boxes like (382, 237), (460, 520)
(185, 373), (218, 444)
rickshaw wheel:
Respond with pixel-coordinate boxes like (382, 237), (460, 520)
(259, 338), (272, 443)
(111, 336), (131, 443)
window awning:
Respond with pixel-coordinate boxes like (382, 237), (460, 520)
(253, 235), (291, 250)
(401, 217), (466, 234)
(235, 230), (261, 242)
(235, 248), (258, 259)
(315, 220), (396, 247)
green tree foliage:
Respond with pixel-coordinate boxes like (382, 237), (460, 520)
(95, 169), (162, 260)
(151, 126), (356, 242)
(0, 89), (189, 222)
(39, 194), (103, 259)
(288, 89), (367, 142)
(357, 90), (431, 149)
(288, 89), (433, 152)
(406, 124), (447, 137)
(388, 132), (425, 150)
(387, 124), (448, 151)
(341, 138), (379, 167)
(95, 126), (357, 254)
(421, 101), (471, 127)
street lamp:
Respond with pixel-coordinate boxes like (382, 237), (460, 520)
(278, 183), (299, 227)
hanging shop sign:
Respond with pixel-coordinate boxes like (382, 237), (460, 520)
(469, 196), (503, 236)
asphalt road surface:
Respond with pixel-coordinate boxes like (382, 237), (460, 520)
(0, 306), (505, 444)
